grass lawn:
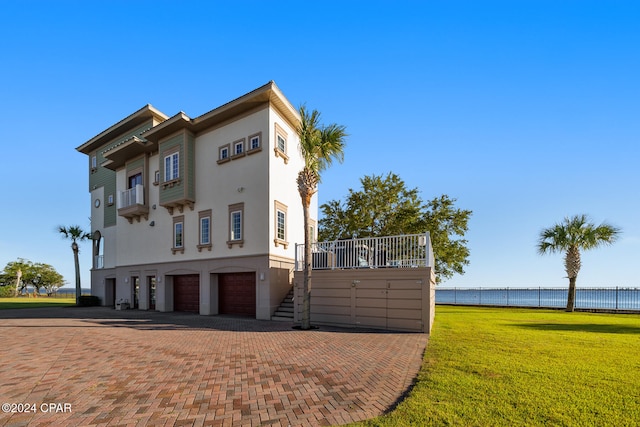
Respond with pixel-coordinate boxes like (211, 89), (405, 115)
(350, 306), (640, 427)
(0, 296), (76, 309)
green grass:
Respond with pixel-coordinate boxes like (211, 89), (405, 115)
(0, 296), (76, 309)
(350, 306), (640, 427)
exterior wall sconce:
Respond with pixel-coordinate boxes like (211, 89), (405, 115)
(149, 221), (155, 226)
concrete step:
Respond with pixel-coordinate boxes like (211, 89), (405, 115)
(273, 309), (294, 317)
(271, 287), (295, 322)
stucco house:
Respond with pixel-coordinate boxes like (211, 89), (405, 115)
(77, 81), (312, 320)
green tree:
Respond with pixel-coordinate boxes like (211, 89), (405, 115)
(58, 225), (91, 305)
(319, 172), (472, 282)
(423, 195), (472, 281)
(2, 258), (30, 295)
(537, 214), (621, 312)
(36, 263), (66, 296)
(1, 259), (65, 296)
(297, 105), (347, 330)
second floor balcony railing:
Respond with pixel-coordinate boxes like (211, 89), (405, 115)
(118, 184), (144, 209)
(117, 184), (148, 223)
(295, 233), (434, 271)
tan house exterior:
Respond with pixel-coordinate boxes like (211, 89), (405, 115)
(77, 82), (314, 320)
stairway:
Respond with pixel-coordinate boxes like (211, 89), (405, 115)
(271, 287), (294, 321)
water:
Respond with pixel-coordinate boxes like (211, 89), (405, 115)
(436, 287), (640, 311)
(52, 288), (92, 297)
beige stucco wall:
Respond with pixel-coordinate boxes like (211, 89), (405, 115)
(87, 92), (311, 320)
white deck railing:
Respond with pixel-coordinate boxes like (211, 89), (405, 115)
(295, 232), (434, 271)
(118, 184), (144, 209)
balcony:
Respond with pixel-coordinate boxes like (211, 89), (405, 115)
(295, 233), (434, 271)
(94, 255), (104, 269)
(117, 184), (149, 223)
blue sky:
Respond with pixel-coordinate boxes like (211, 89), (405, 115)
(1, 1), (638, 289)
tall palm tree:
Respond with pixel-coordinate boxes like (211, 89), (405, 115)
(537, 214), (620, 312)
(297, 105), (347, 329)
(58, 225), (92, 305)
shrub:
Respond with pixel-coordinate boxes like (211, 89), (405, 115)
(78, 295), (101, 306)
(0, 285), (16, 298)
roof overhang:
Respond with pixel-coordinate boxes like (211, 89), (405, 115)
(138, 112), (193, 143)
(76, 104), (169, 154)
(101, 136), (157, 171)
(142, 81), (300, 143)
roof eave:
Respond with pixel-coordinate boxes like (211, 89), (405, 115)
(76, 104), (169, 154)
(140, 112), (193, 143)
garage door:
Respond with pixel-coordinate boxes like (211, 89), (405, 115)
(174, 274), (200, 313)
(219, 272), (256, 317)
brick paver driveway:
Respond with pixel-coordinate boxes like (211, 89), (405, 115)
(0, 307), (427, 427)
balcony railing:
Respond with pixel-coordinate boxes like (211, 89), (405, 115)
(94, 255), (104, 269)
(295, 233), (434, 271)
(117, 184), (148, 223)
(118, 184), (144, 209)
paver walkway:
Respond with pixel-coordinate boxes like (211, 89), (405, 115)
(0, 307), (427, 427)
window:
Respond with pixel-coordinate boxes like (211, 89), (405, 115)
(231, 212), (242, 240)
(231, 138), (246, 159)
(198, 210), (212, 252)
(248, 132), (262, 154)
(175, 223), (183, 247)
(217, 144), (230, 164)
(277, 134), (286, 152)
(172, 215), (184, 254)
(128, 172), (142, 189)
(274, 123), (289, 164)
(201, 217), (210, 244)
(234, 140), (244, 155)
(164, 152), (179, 181)
(277, 211), (285, 240)
(274, 201), (288, 248)
(91, 155), (97, 170)
(227, 203), (244, 248)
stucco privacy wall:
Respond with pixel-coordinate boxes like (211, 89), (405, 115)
(293, 268), (436, 333)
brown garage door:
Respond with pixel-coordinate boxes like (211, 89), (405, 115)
(219, 272), (256, 317)
(174, 274), (200, 313)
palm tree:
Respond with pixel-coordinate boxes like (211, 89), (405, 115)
(58, 225), (92, 305)
(537, 214), (620, 312)
(297, 105), (347, 329)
